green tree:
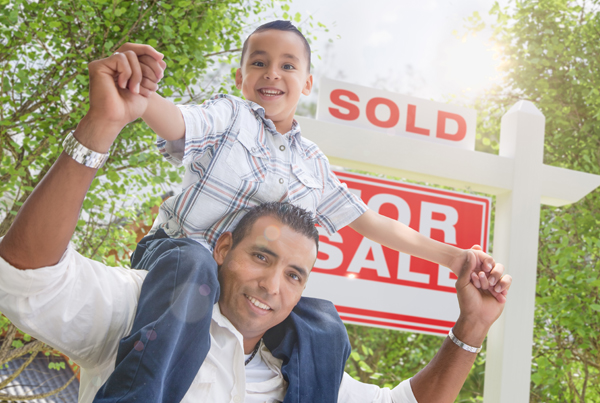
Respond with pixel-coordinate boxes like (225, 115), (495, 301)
(466, 0), (600, 400)
(344, 324), (488, 401)
(0, 0), (325, 399)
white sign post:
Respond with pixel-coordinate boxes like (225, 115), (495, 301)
(298, 80), (600, 403)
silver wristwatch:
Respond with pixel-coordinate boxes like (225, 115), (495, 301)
(62, 132), (110, 169)
(448, 328), (482, 353)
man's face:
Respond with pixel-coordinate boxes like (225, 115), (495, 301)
(235, 29), (313, 132)
(214, 215), (317, 342)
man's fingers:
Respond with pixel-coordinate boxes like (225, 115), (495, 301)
(494, 269), (511, 294)
(487, 262), (504, 287)
(478, 271), (490, 290)
(109, 53), (132, 90)
(470, 271), (481, 288)
(122, 51), (143, 94)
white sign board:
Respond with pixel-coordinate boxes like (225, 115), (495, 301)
(316, 78), (478, 150)
(304, 171), (491, 336)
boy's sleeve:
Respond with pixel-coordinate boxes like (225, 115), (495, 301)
(315, 158), (368, 235)
(156, 95), (235, 167)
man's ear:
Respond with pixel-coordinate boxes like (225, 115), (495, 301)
(235, 68), (243, 90)
(213, 232), (234, 265)
(302, 74), (313, 96)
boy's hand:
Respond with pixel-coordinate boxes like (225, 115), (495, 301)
(113, 43), (166, 96)
(449, 246), (509, 303)
(82, 44), (165, 152)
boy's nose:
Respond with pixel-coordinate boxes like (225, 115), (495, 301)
(264, 67), (280, 80)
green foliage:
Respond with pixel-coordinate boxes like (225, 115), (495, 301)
(0, 0), (273, 261)
(466, 0), (600, 400)
(0, 0), (327, 394)
(345, 325), (487, 401)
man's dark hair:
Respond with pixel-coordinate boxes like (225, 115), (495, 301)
(240, 20), (311, 73)
(231, 202), (319, 253)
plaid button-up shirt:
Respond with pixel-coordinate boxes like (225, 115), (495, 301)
(153, 94), (367, 251)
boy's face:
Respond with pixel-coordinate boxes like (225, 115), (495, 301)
(236, 29), (313, 134)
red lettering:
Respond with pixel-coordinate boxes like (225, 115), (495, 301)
(406, 104), (430, 136)
(436, 111), (467, 141)
(329, 89), (360, 121)
(366, 97), (399, 128)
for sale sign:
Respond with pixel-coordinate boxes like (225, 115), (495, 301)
(316, 78), (477, 150)
(303, 171), (491, 336)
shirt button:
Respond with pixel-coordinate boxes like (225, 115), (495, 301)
(251, 147), (257, 153)
(279, 145), (286, 151)
(279, 178), (284, 184)
(233, 395), (242, 403)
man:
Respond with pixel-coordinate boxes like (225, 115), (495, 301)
(0, 45), (512, 402)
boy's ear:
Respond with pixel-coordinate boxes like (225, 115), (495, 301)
(235, 68), (243, 90)
(302, 74), (313, 96)
(213, 232), (234, 265)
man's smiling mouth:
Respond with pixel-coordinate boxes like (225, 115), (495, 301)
(258, 89), (284, 96)
(245, 294), (272, 311)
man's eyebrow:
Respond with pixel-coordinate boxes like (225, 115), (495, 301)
(256, 246), (309, 278)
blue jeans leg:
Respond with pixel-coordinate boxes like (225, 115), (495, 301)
(93, 230), (219, 403)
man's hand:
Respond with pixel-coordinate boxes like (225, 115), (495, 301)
(409, 246), (511, 403)
(0, 43), (166, 269)
(78, 44), (166, 153)
(448, 246), (508, 303)
(452, 246), (512, 346)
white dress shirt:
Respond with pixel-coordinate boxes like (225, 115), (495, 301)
(0, 243), (417, 403)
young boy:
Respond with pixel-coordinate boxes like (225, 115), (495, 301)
(94, 21), (506, 402)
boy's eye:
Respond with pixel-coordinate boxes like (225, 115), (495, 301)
(283, 64), (295, 70)
(252, 61), (265, 67)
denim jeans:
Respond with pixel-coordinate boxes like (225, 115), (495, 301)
(93, 229), (350, 402)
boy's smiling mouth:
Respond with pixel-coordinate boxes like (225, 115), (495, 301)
(258, 88), (284, 97)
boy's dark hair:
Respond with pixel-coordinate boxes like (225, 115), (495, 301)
(240, 20), (311, 72)
(231, 202), (319, 253)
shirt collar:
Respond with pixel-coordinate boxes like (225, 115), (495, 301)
(212, 303), (244, 344)
(245, 99), (307, 157)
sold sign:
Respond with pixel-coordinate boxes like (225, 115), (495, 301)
(316, 78), (477, 150)
(303, 171), (491, 335)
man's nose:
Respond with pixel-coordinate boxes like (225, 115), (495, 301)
(258, 271), (281, 295)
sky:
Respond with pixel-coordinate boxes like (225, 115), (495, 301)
(254, 0), (509, 105)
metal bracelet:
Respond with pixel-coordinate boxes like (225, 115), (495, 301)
(62, 132), (110, 169)
(448, 328), (482, 353)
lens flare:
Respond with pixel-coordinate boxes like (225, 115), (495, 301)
(198, 284), (211, 296)
(264, 225), (280, 241)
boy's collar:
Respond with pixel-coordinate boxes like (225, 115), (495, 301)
(244, 99), (306, 156)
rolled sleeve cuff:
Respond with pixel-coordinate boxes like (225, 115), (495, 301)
(155, 104), (193, 167)
(0, 244), (71, 298)
(316, 185), (368, 235)
(391, 379), (418, 403)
